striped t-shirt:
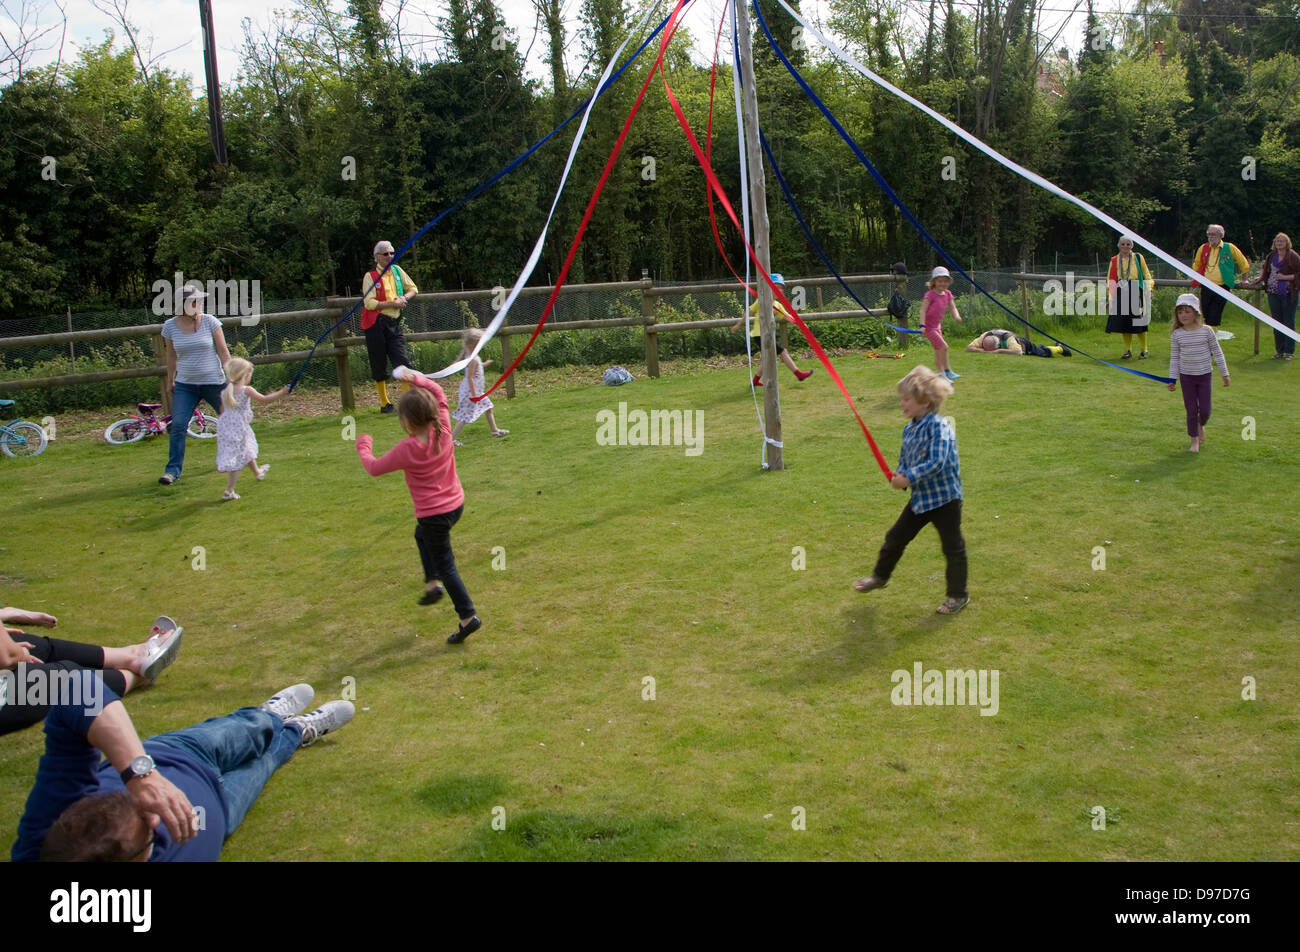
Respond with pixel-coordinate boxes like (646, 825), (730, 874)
(1169, 325), (1229, 378)
(162, 313), (227, 385)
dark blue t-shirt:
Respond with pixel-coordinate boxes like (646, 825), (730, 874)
(10, 683), (229, 862)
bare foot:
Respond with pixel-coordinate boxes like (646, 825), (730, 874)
(1189, 439), (1200, 453)
(1198, 424), (1206, 442)
(1, 608), (57, 628)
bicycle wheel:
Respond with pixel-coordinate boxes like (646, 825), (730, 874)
(104, 418), (147, 445)
(0, 420), (48, 457)
(187, 412), (218, 439)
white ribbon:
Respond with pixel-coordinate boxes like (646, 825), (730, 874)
(770, 0), (1298, 344)
(430, 1), (666, 378)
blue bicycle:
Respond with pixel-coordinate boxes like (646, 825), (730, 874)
(0, 399), (48, 458)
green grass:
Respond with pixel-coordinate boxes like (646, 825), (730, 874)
(2, 319), (1298, 861)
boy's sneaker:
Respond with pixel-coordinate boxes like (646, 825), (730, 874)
(260, 683), (314, 720)
(288, 700), (355, 747)
(943, 369), (960, 381)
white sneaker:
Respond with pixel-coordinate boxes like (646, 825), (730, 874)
(288, 700), (355, 747)
(260, 683), (314, 720)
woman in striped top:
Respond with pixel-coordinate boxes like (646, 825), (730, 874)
(1167, 293), (1230, 453)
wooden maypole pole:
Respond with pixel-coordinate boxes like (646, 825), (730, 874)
(735, 2), (783, 470)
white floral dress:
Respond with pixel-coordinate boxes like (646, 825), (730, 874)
(452, 357), (492, 424)
(216, 388), (258, 472)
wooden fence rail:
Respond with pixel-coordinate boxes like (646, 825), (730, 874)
(3, 271), (1265, 408)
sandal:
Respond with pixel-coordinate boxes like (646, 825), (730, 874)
(937, 596), (969, 615)
(222, 490), (240, 501)
(491, 429), (510, 437)
(852, 577), (887, 593)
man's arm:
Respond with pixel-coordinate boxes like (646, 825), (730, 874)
(86, 701), (197, 843)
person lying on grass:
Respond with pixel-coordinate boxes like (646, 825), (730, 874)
(964, 329), (1070, 358)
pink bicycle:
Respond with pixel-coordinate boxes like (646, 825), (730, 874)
(104, 402), (218, 445)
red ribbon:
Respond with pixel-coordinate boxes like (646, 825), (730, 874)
(475, 0), (697, 402)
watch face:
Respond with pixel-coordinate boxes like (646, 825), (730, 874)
(130, 755), (154, 777)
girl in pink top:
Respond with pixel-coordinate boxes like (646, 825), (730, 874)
(922, 266), (963, 381)
(357, 366), (481, 643)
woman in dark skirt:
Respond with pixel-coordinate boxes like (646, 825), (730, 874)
(1106, 235), (1154, 359)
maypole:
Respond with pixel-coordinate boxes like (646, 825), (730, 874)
(734, 4), (783, 470)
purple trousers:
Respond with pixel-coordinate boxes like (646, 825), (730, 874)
(1180, 373), (1212, 438)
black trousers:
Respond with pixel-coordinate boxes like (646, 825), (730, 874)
(365, 316), (411, 382)
(873, 499), (968, 599)
(1200, 287), (1228, 327)
(415, 505), (476, 621)
(0, 636), (125, 736)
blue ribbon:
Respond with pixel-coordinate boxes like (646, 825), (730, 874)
(288, 11), (673, 391)
(760, 131), (919, 335)
(752, 0), (1173, 384)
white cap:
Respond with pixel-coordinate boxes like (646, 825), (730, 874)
(930, 266), (951, 280)
(1117, 234), (1136, 247)
(1175, 293), (1201, 314)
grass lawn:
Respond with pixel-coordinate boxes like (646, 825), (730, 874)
(2, 319), (1298, 861)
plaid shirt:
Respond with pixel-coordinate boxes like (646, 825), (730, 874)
(896, 412), (962, 513)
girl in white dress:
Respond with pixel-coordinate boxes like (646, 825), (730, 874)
(216, 357), (289, 500)
(450, 328), (509, 444)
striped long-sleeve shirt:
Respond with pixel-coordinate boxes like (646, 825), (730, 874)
(1169, 325), (1229, 378)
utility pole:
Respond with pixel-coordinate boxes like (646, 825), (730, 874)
(199, 0), (228, 166)
(735, 3), (783, 470)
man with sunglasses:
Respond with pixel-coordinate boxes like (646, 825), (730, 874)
(361, 240), (420, 413)
(12, 681), (353, 861)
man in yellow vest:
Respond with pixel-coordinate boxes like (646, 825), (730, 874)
(361, 241), (419, 413)
(1191, 224), (1252, 334)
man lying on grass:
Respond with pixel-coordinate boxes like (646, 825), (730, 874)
(11, 679), (353, 861)
(965, 329), (1070, 358)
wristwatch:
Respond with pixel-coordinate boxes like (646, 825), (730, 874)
(120, 754), (155, 785)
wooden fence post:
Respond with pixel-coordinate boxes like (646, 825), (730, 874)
(150, 333), (171, 414)
(641, 278), (660, 378)
(333, 322), (354, 410)
(498, 332), (517, 399)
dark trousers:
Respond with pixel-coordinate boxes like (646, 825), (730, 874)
(873, 499), (967, 599)
(0, 636), (126, 736)
(415, 505), (476, 620)
(1200, 287), (1228, 327)
(365, 316), (410, 382)
(1180, 373), (1212, 437)
(1267, 292), (1297, 355)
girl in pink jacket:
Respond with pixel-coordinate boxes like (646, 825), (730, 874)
(357, 367), (482, 643)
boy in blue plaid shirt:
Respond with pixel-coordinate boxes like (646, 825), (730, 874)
(854, 366), (969, 614)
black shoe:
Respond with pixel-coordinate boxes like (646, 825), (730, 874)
(1060, 346), (1072, 357)
(447, 616), (481, 644)
(158, 474), (177, 485)
(380, 403), (395, 414)
(418, 585), (444, 605)
(1121, 350), (1132, 360)
(1138, 350), (1149, 359)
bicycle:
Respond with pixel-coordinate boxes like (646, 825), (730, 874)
(104, 403), (219, 445)
(0, 399), (48, 458)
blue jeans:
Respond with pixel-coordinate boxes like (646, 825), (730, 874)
(1267, 292), (1297, 355)
(166, 381), (226, 478)
(148, 707), (302, 834)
